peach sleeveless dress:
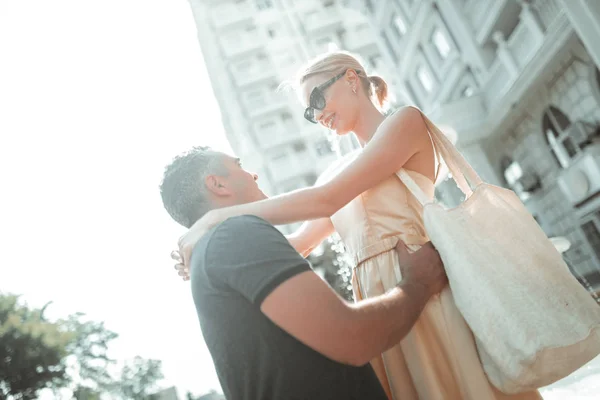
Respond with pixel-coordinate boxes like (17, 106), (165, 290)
(321, 151), (542, 400)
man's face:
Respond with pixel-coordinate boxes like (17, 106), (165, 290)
(217, 154), (268, 204)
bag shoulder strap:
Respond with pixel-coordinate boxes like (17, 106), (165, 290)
(407, 107), (483, 196)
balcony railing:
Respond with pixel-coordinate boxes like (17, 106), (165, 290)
(480, 2), (547, 108)
(531, 0), (564, 30)
(245, 94), (290, 119)
(269, 154), (315, 182)
(233, 63), (277, 88)
(220, 34), (263, 59)
(303, 9), (343, 34)
(342, 26), (378, 52)
(211, 3), (255, 30)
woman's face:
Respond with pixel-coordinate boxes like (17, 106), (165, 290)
(300, 71), (360, 136)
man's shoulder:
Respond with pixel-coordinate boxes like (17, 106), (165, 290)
(217, 214), (275, 232)
(191, 215), (280, 265)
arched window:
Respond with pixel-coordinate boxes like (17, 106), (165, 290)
(542, 106), (577, 168)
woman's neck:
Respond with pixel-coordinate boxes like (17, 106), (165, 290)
(352, 103), (386, 146)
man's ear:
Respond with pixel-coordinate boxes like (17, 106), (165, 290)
(205, 175), (231, 197)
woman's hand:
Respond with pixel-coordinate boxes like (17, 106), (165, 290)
(171, 250), (189, 281)
(171, 210), (219, 280)
(182, 211), (219, 265)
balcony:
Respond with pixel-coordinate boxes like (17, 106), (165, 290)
(210, 3), (255, 30)
(480, 2), (551, 109)
(220, 33), (264, 59)
(303, 9), (343, 34)
(233, 62), (278, 88)
(342, 25), (378, 53)
(464, 0), (521, 46)
(531, 0), (564, 30)
(269, 153), (316, 183)
(245, 93), (290, 119)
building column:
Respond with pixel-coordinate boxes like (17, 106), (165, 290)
(518, 0), (546, 43)
(492, 32), (519, 78)
(435, 0), (490, 83)
(558, 0), (600, 68)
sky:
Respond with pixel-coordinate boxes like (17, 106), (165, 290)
(0, 0), (231, 396)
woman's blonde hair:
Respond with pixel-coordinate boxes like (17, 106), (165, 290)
(295, 51), (389, 108)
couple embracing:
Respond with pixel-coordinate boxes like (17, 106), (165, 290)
(160, 50), (600, 400)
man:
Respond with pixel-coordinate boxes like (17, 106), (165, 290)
(160, 146), (447, 400)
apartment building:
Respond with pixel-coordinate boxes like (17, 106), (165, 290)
(188, 0), (383, 233)
(348, 0), (600, 297)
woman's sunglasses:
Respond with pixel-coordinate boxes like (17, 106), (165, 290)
(303, 70), (360, 124)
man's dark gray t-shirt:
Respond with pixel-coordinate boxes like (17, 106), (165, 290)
(190, 215), (387, 400)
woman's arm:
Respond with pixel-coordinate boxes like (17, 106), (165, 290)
(286, 217), (335, 257)
(202, 106), (430, 227)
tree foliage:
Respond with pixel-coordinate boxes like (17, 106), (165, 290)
(308, 233), (355, 301)
(0, 293), (164, 399)
(114, 356), (164, 400)
(0, 294), (72, 399)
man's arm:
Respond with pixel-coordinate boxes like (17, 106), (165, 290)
(261, 241), (446, 366)
(261, 271), (430, 366)
(204, 216), (446, 366)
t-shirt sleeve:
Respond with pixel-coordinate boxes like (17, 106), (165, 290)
(204, 215), (311, 306)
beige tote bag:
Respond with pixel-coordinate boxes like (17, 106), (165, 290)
(397, 109), (600, 394)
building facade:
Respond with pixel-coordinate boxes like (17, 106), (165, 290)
(188, 0), (384, 233)
(349, 0), (600, 297)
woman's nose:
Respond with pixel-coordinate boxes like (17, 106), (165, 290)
(252, 173), (259, 181)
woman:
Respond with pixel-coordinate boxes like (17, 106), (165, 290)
(174, 52), (542, 400)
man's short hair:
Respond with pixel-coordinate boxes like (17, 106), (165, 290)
(159, 146), (228, 228)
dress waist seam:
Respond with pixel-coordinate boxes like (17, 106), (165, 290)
(352, 233), (425, 267)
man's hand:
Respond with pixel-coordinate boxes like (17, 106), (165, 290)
(395, 241), (447, 297)
(171, 250), (189, 281)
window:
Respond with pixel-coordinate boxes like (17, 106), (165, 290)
(462, 86), (474, 98)
(259, 120), (276, 132)
(431, 29), (451, 59)
(305, 173), (318, 186)
(369, 55), (382, 69)
(271, 153), (288, 170)
(315, 139), (334, 156)
(246, 90), (266, 106)
(581, 211), (600, 263)
(255, 0), (273, 10)
(542, 106), (577, 168)
(503, 159), (523, 186)
(267, 23), (281, 38)
(417, 65), (434, 93)
(500, 157), (539, 199)
(273, 50), (296, 68)
(233, 60), (251, 73)
(392, 13), (407, 37)
(292, 141), (307, 152)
